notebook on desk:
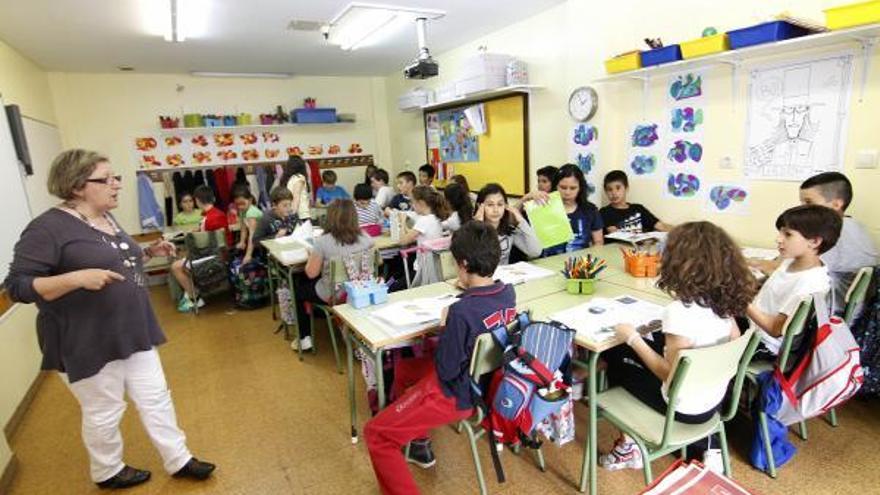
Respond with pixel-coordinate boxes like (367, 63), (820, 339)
(550, 294), (664, 343)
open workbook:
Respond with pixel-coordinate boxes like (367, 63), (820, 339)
(368, 293), (459, 337)
(605, 231), (667, 245)
(550, 294), (664, 343)
(493, 262), (555, 285)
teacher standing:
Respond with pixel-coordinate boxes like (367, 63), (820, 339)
(4, 150), (215, 489)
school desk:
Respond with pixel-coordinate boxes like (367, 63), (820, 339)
(524, 285), (672, 495)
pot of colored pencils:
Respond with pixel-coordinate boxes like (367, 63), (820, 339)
(563, 255), (606, 295)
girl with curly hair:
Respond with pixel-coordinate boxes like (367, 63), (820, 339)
(599, 221), (758, 471)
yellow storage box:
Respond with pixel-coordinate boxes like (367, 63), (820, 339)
(680, 34), (730, 59)
(825, 1), (880, 30)
(605, 52), (642, 74)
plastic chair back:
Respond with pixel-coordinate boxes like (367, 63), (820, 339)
(669, 330), (756, 407)
(844, 267), (874, 325)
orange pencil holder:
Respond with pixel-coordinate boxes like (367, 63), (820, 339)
(625, 253), (661, 278)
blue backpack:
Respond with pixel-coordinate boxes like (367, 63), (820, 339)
(475, 313), (575, 482)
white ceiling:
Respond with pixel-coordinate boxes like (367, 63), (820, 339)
(0, 0), (566, 76)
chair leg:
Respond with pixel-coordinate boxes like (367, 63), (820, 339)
(631, 438), (652, 485)
(797, 421), (808, 441)
(463, 422), (488, 495)
(718, 424), (732, 477)
(679, 447), (687, 459)
(532, 446), (546, 472)
(827, 408), (839, 427)
(326, 315), (343, 374)
(758, 411), (777, 478)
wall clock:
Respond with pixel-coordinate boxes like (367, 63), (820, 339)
(568, 86), (598, 122)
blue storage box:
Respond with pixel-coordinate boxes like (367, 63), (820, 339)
(292, 108), (337, 124)
(343, 281), (388, 309)
(640, 45), (682, 67)
(727, 21), (811, 50)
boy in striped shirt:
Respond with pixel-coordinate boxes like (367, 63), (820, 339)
(354, 183), (383, 225)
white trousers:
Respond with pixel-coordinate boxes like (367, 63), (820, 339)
(63, 348), (192, 482)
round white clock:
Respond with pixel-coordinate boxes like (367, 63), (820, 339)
(568, 86), (598, 122)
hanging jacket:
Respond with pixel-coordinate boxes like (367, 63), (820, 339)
(852, 267), (880, 396)
(750, 370), (797, 472)
(256, 165), (270, 210)
(193, 169), (206, 187)
(137, 172), (165, 230)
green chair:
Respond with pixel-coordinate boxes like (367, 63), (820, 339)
(597, 329), (761, 486)
(306, 250), (380, 373)
(844, 267), (874, 326)
(457, 325), (546, 495)
(183, 230), (230, 315)
(744, 298), (812, 478)
(438, 250), (459, 281)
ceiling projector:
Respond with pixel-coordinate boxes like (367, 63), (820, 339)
(404, 18), (438, 79)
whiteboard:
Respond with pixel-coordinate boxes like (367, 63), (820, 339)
(0, 97), (35, 281)
(21, 117), (63, 216)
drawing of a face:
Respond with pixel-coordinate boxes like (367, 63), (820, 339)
(783, 104), (810, 139)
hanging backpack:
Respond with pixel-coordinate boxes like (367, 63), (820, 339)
(228, 250), (270, 309)
(473, 313), (575, 483)
(184, 231), (229, 296)
(774, 293), (864, 425)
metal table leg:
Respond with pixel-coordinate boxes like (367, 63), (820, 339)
(576, 351), (600, 495)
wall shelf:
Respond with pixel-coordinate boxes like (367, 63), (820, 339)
(137, 154), (374, 181)
(158, 121), (356, 134)
(416, 84), (542, 112)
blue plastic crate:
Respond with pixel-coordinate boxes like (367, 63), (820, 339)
(640, 45), (682, 67)
(292, 108), (337, 124)
(344, 281), (388, 309)
(728, 21), (811, 50)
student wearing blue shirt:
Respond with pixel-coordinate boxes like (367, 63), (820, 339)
(543, 163), (604, 255)
(364, 222), (516, 495)
(315, 170), (350, 205)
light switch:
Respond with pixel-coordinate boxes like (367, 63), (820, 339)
(857, 149), (878, 169)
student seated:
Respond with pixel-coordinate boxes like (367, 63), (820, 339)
(747, 205), (841, 359)
(448, 174), (477, 204)
(536, 165), (558, 193)
(170, 185), (230, 312)
(370, 168), (395, 208)
(475, 183), (542, 265)
(799, 172), (878, 312)
(418, 163), (435, 189)
(292, 200), (374, 351)
(541, 163), (604, 255)
(253, 186), (298, 244)
(600, 222), (758, 470)
(172, 192), (202, 227)
(231, 185), (263, 265)
(364, 221), (516, 495)
(316, 170), (350, 205)
(399, 186), (449, 287)
(385, 171), (417, 214)
(354, 183), (384, 226)
(363, 164), (378, 187)
(441, 183), (473, 232)
(600, 170), (672, 234)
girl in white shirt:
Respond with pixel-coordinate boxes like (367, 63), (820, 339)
(399, 186), (449, 286)
(281, 155), (311, 222)
(600, 221), (758, 471)
(441, 183), (473, 232)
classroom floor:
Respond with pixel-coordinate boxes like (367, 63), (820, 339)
(7, 287), (880, 495)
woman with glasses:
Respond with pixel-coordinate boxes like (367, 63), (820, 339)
(4, 149), (215, 489)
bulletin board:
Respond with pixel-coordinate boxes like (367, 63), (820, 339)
(424, 93), (529, 196)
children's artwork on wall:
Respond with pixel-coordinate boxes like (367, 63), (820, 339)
(437, 108), (479, 162)
(670, 107), (704, 133)
(665, 172), (701, 199)
(569, 123), (599, 179)
(668, 71), (704, 103)
(667, 139), (703, 164)
(744, 52), (853, 181)
(628, 153), (659, 176)
(627, 122), (662, 180)
(704, 183), (750, 215)
(631, 123), (659, 147)
(133, 135), (162, 168)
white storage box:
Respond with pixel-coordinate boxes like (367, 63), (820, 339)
(435, 84), (459, 104)
(455, 53), (513, 96)
(398, 88), (435, 111)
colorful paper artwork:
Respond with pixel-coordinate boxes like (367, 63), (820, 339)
(573, 124), (598, 146)
(569, 124), (600, 198)
(667, 140), (703, 164)
(670, 107), (704, 133)
(627, 122), (661, 180)
(631, 124), (659, 147)
(629, 155), (658, 175)
(669, 72), (703, 101)
(666, 172), (700, 198)
(437, 108), (479, 162)
(704, 183), (751, 215)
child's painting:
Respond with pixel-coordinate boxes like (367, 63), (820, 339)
(670, 107), (704, 133)
(631, 124), (659, 147)
(669, 72), (703, 102)
(704, 183), (750, 215)
(629, 154), (658, 176)
(436, 108), (479, 162)
(570, 123), (600, 180)
(666, 172), (701, 199)
(667, 140), (703, 164)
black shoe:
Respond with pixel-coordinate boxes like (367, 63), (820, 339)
(172, 457), (216, 480)
(404, 439), (436, 469)
(96, 465), (151, 489)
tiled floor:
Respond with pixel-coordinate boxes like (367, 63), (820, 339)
(7, 287), (880, 494)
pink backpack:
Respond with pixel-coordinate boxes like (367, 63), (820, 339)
(774, 294), (864, 425)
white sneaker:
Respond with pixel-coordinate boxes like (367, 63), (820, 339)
(599, 437), (643, 471)
(290, 336), (313, 351)
(196, 298), (206, 308)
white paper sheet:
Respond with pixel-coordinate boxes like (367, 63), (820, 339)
(371, 293), (458, 328)
(493, 262), (555, 286)
(550, 295), (664, 343)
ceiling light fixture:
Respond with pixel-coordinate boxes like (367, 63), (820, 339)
(190, 72), (293, 79)
(325, 2), (444, 51)
(140, 0), (209, 43)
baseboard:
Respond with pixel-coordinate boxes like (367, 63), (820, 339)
(4, 371), (46, 440)
(0, 453), (18, 495)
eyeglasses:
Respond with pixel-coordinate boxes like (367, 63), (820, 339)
(86, 175), (123, 185)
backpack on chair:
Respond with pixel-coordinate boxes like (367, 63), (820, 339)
(474, 312), (575, 483)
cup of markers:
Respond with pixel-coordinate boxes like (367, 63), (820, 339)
(562, 255), (606, 295)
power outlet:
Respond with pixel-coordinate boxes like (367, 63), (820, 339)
(719, 156), (734, 169)
(856, 149), (878, 169)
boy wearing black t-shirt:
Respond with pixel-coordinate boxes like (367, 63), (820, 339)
(600, 170), (672, 234)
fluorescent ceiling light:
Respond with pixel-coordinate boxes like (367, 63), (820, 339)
(190, 72), (293, 79)
(140, 0), (209, 43)
(326, 2), (444, 51)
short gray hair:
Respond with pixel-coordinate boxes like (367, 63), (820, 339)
(47, 149), (109, 200)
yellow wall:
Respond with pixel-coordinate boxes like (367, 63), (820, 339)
(383, 0), (879, 248)
(0, 37), (54, 482)
(48, 72), (395, 232)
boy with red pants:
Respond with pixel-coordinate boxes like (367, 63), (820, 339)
(364, 221), (516, 495)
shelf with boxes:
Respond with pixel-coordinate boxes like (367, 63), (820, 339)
(138, 154), (375, 183)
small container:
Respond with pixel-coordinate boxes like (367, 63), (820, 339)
(727, 21), (811, 50)
(680, 33), (730, 59)
(825, 1), (880, 30)
(625, 254), (661, 278)
(344, 281), (389, 309)
(238, 113), (253, 125)
(183, 114), (204, 128)
(640, 45), (682, 67)
(361, 223), (382, 237)
(566, 278), (595, 295)
(292, 108), (337, 124)
(604, 52), (642, 74)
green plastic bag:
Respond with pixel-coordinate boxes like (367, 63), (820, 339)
(524, 192), (574, 249)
